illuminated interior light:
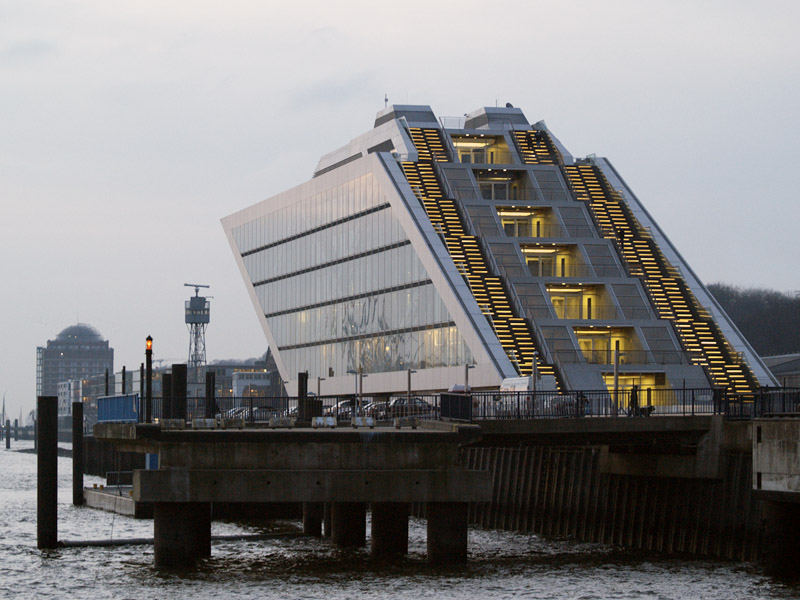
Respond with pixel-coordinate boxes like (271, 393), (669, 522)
(522, 248), (557, 254)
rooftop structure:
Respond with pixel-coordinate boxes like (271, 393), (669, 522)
(222, 104), (776, 396)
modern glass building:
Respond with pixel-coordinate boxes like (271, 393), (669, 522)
(222, 105), (776, 395)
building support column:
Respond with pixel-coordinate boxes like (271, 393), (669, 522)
(426, 502), (468, 564)
(371, 502), (409, 557)
(322, 502), (332, 538)
(302, 502), (323, 537)
(761, 498), (800, 577)
(330, 502), (366, 547)
(154, 502), (211, 568)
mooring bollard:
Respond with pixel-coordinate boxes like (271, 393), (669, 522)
(37, 396), (58, 549)
(72, 401), (84, 506)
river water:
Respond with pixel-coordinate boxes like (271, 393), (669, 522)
(1, 440), (798, 600)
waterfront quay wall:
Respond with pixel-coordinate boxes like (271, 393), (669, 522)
(455, 416), (760, 561)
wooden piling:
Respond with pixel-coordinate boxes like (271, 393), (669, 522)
(37, 396), (58, 549)
(72, 402), (84, 506)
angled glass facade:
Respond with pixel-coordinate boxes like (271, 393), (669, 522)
(231, 172), (472, 379)
(224, 103), (775, 393)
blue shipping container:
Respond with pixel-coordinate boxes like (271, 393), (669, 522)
(97, 394), (139, 423)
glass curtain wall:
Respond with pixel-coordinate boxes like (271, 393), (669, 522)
(232, 172), (473, 378)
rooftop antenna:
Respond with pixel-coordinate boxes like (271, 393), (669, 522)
(184, 283), (211, 388)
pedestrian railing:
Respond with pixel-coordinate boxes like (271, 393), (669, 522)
(94, 387), (800, 426)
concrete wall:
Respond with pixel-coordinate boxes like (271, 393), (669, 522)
(754, 418), (800, 496)
(462, 444), (761, 561)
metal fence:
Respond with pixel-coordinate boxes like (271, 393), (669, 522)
(98, 387), (800, 426)
(142, 393), (443, 425)
(441, 388), (800, 421)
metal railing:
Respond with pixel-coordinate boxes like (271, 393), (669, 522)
(141, 393), (443, 425)
(94, 387), (800, 427)
(464, 388), (722, 419)
(550, 304), (652, 321)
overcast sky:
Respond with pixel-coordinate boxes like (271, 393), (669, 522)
(2, 1), (798, 419)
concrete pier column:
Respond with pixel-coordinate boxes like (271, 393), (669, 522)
(37, 396), (58, 549)
(71, 402), (84, 506)
(322, 502), (331, 538)
(330, 502), (366, 547)
(153, 502), (211, 568)
(302, 502), (323, 537)
(426, 502), (468, 564)
(761, 499), (800, 577)
(371, 502), (409, 557)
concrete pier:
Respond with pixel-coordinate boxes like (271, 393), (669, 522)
(426, 502), (468, 564)
(154, 502), (211, 568)
(753, 418), (800, 575)
(330, 502), (366, 547)
(95, 423), (490, 566)
(302, 502), (323, 537)
(371, 502), (409, 557)
(322, 503), (332, 538)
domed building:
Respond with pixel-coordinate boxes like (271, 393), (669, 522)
(36, 323), (114, 398)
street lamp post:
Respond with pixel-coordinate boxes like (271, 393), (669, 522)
(464, 364), (475, 392)
(347, 369), (358, 425)
(358, 369), (368, 418)
(145, 336), (153, 423)
(407, 368), (417, 403)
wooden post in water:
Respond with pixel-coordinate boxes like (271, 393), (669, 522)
(204, 370), (216, 419)
(72, 401), (84, 506)
(14, 418), (18, 441)
(37, 396), (58, 549)
(171, 364), (187, 421)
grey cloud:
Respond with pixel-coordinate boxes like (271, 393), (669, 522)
(2, 39), (57, 62)
(288, 71), (376, 109)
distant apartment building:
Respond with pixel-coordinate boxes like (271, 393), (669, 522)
(37, 323), (114, 398)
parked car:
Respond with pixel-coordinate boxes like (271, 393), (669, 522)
(364, 400), (389, 420)
(219, 405), (280, 422)
(386, 396), (435, 418)
(325, 399), (357, 421)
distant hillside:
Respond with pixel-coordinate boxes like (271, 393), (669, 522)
(707, 284), (800, 356)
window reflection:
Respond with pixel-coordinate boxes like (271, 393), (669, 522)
(237, 173), (474, 379)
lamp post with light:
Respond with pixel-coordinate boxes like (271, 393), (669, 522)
(145, 335), (153, 423)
